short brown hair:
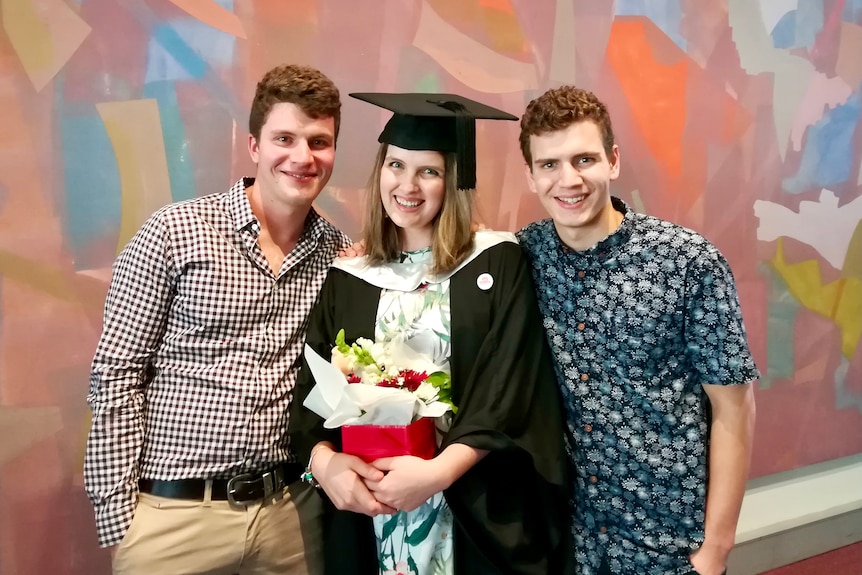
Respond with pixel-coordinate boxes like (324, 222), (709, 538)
(249, 64), (341, 141)
(362, 144), (474, 274)
(519, 86), (615, 166)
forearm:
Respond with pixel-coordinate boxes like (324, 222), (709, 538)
(433, 443), (488, 491)
(702, 383), (756, 555)
(84, 373), (146, 546)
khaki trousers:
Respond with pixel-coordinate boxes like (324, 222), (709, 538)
(113, 480), (323, 575)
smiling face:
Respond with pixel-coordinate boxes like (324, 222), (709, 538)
(378, 145), (447, 252)
(248, 102), (336, 210)
(525, 120), (622, 251)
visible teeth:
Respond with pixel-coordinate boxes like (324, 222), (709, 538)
(560, 196), (585, 205)
(397, 198), (421, 207)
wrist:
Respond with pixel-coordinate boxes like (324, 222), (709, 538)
(302, 443), (334, 488)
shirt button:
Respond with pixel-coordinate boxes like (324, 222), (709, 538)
(244, 458), (253, 467)
(589, 475), (598, 483)
(577, 323), (585, 330)
(577, 270), (586, 278)
(267, 325), (274, 335)
(600, 526), (608, 533)
(272, 283), (280, 292)
(584, 424), (593, 432)
(580, 373), (589, 381)
(253, 413), (261, 421)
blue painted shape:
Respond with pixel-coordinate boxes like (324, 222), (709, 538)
(171, 18), (236, 66)
(145, 24), (208, 82)
(843, 0), (862, 24)
(144, 0), (237, 84)
(142, 82), (196, 202)
(60, 112), (122, 262)
(795, 0), (824, 49)
(771, 10), (797, 49)
(758, 263), (800, 390)
(615, 0), (686, 51)
(783, 92), (862, 194)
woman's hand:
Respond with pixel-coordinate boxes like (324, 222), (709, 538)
(366, 456), (448, 512)
(312, 447), (397, 516)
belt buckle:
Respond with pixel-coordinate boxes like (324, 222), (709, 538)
(226, 472), (256, 506)
(261, 468), (285, 501)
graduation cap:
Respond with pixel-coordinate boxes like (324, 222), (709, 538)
(350, 92), (518, 190)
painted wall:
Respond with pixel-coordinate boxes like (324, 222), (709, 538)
(0, 0), (860, 573)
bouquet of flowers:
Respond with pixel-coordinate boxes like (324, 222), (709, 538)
(302, 330), (456, 461)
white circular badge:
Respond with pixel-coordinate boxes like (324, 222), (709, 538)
(476, 273), (494, 291)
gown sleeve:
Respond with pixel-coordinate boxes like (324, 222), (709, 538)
(289, 268), (343, 465)
(444, 241), (573, 574)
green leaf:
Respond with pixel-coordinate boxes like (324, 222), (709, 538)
(407, 554), (419, 574)
(425, 371), (457, 413)
(334, 329), (350, 354)
(381, 513), (399, 540)
(405, 506), (439, 545)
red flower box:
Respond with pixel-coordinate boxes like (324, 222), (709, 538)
(341, 417), (437, 463)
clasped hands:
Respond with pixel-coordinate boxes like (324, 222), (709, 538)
(311, 447), (446, 517)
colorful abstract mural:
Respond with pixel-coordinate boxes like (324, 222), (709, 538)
(0, 0), (860, 573)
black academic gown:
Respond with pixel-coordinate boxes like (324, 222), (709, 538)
(290, 239), (572, 574)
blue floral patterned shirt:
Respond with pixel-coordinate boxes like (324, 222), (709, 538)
(517, 198), (759, 575)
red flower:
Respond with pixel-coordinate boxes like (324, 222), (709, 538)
(347, 373), (361, 384)
(398, 370), (428, 392)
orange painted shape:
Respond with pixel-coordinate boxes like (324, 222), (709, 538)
(478, 0), (515, 14)
(606, 18), (688, 181)
(168, 0), (247, 39)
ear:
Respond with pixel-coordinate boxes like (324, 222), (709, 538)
(523, 163), (538, 194)
(248, 133), (260, 164)
(609, 144), (621, 180)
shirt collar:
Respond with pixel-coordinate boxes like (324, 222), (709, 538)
(555, 196), (633, 256)
(226, 177), (326, 242)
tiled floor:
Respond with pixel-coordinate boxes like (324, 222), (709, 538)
(759, 541), (862, 574)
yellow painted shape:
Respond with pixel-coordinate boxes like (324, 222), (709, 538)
(414, 0), (538, 93)
(772, 238), (862, 358)
(0, 406), (63, 465)
(168, 0), (247, 38)
(1, 0), (91, 91)
(96, 100), (173, 253)
(843, 219), (862, 280)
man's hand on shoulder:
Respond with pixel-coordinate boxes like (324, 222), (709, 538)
(338, 241), (366, 258)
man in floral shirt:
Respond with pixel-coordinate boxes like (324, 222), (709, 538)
(516, 86), (759, 575)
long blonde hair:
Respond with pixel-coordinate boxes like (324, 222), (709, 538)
(362, 143), (475, 274)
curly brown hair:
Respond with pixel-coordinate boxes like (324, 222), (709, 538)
(249, 64), (341, 141)
(519, 86), (615, 166)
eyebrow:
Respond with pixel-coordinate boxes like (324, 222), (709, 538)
(533, 151), (600, 165)
(386, 155), (445, 170)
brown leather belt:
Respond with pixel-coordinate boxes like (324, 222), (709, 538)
(139, 462), (302, 504)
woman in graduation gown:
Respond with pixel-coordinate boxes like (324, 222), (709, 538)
(290, 92), (571, 575)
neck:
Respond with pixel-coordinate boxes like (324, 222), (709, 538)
(556, 200), (623, 252)
(246, 183), (309, 249)
(398, 227), (433, 253)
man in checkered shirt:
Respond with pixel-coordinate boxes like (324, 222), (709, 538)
(84, 64), (351, 575)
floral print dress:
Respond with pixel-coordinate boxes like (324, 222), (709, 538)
(372, 248), (454, 575)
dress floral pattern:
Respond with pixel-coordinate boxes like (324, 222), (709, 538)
(517, 198), (759, 575)
(373, 248), (454, 575)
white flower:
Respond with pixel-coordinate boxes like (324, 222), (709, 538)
(355, 337), (375, 351)
(414, 381), (439, 403)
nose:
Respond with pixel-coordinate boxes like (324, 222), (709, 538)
(397, 173), (419, 192)
(293, 139), (312, 164)
(560, 162), (583, 188)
